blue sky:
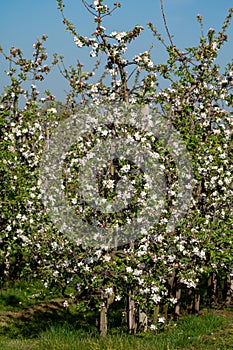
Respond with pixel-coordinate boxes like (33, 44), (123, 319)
(0, 0), (233, 102)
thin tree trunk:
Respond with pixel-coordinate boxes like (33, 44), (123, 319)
(99, 303), (108, 337)
(187, 289), (193, 314)
(174, 287), (181, 319)
(225, 274), (233, 306)
(138, 308), (148, 332)
(127, 292), (137, 334)
(153, 305), (160, 323)
(212, 272), (218, 305)
(193, 288), (200, 314)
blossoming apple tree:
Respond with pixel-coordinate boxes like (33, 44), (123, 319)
(0, 0), (232, 335)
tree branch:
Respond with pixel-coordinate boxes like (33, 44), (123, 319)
(160, 0), (174, 47)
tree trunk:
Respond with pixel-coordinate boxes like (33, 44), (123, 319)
(153, 305), (160, 323)
(99, 303), (108, 337)
(212, 272), (218, 305)
(193, 288), (200, 314)
(225, 273), (233, 306)
(174, 287), (181, 319)
(127, 292), (137, 334)
(138, 308), (148, 332)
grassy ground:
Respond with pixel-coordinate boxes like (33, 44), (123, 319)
(0, 281), (233, 350)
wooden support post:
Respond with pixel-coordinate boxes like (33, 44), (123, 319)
(127, 240), (137, 334)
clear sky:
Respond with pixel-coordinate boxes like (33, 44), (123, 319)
(0, 0), (233, 102)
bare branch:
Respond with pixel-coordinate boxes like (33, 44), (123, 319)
(81, 0), (97, 17)
(160, 0), (174, 46)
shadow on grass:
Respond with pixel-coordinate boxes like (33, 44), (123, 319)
(0, 293), (23, 307)
(0, 301), (99, 339)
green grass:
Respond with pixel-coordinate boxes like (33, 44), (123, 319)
(1, 310), (232, 350)
(0, 279), (60, 310)
(0, 282), (233, 349)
